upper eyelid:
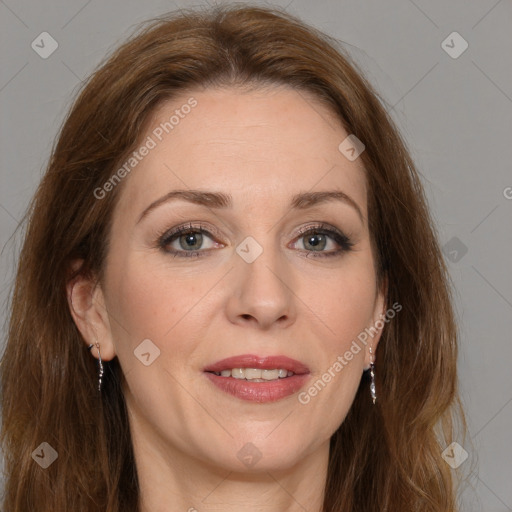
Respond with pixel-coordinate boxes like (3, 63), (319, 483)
(160, 222), (221, 242)
(161, 222), (342, 236)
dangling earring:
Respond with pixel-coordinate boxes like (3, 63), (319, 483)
(369, 346), (376, 405)
(88, 342), (104, 392)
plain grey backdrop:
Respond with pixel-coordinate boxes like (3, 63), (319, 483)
(1, 0), (511, 510)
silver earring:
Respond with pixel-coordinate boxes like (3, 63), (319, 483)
(88, 343), (104, 392)
(369, 346), (376, 405)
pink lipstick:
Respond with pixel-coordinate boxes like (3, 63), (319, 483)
(203, 354), (310, 403)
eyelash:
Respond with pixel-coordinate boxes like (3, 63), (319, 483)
(156, 222), (355, 259)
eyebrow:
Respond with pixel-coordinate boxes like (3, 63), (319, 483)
(136, 189), (364, 224)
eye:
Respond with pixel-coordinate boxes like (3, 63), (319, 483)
(156, 222), (354, 259)
(291, 224), (354, 258)
(157, 222), (221, 258)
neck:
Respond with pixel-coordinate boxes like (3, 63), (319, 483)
(132, 425), (329, 512)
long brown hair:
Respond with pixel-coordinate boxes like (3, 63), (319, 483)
(1, 4), (466, 510)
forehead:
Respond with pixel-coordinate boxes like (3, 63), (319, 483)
(114, 85), (368, 222)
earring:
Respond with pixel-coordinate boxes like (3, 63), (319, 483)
(369, 346), (376, 405)
(88, 343), (104, 392)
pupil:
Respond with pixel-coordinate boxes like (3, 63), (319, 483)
(306, 234), (325, 251)
(181, 232), (202, 250)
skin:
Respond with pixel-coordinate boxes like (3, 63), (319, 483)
(68, 84), (387, 512)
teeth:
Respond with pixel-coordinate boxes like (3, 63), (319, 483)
(261, 369), (279, 380)
(232, 368), (245, 379)
(245, 368), (262, 379)
(212, 368), (294, 380)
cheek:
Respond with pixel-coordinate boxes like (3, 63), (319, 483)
(104, 254), (210, 362)
(300, 258), (377, 415)
(312, 264), (378, 350)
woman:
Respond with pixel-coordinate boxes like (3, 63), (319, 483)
(0, 4), (466, 511)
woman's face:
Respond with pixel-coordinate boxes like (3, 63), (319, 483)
(80, 85), (386, 473)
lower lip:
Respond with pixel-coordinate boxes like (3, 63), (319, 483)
(204, 372), (310, 403)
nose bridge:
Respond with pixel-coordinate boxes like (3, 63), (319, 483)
(228, 230), (296, 328)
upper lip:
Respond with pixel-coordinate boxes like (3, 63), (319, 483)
(204, 354), (310, 375)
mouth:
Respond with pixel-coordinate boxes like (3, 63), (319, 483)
(203, 354), (310, 403)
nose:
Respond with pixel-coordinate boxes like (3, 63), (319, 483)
(225, 239), (297, 330)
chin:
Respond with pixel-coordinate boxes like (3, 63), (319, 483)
(197, 436), (316, 474)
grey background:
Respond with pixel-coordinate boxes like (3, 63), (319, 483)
(1, 0), (511, 509)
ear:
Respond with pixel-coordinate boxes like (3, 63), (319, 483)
(364, 274), (388, 369)
(66, 259), (116, 361)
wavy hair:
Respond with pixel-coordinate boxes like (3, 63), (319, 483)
(1, 4), (466, 511)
